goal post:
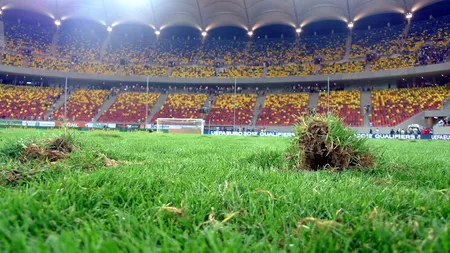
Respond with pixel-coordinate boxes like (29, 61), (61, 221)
(156, 118), (205, 135)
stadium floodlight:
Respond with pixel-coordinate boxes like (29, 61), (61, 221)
(348, 22), (354, 28)
(55, 19), (61, 26)
(247, 30), (253, 36)
(155, 30), (161, 35)
(296, 28), (302, 34)
(406, 12), (413, 19)
(107, 26), (113, 32)
(201, 31), (207, 37)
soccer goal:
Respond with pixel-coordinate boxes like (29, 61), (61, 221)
(156, 118), (205, 134)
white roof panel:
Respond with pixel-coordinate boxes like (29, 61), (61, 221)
(0, 0), (441, 30)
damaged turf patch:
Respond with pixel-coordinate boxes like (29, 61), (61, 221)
(19, 137), (74, 163)
(288, 115), (376, 171)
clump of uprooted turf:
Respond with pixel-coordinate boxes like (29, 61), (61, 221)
(19, 137), (74, 163)
(0, 135), (74, 185)
(287, 115), (375, 171)
(1, 133), (119, 185)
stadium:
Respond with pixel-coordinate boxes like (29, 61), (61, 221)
(0, 0), (450, 251)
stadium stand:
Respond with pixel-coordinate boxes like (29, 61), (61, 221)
(2, 52), (24, 67)
(257, 93), (309, 126)
(99, 92), (160, 123)
(53, 89), (111, 122)
(370, 55), (417, 71)
(317, 90), (362, 126)
(266, 64), (315, 77)
(350, 25), (404, 58)
(28, 57), (71, 72)
(217, 66), (264, 78)
(246, 39), (293, 65)
(205, 94), (256, 125)
(123, 65), (168, 77)
(74, 62), (119, 75)
(151, 94), (207, 121)
(0, 85), (61, 120)
(171, 66), (215, 78)
(298, 33), (346, 61)
(198, 40), (247, 65)
(56, 25), (106, 62)
(0, 15), (449, 78)
(320, 61), (365, 75)
(404, 15), (450, 53)
(103, 32), (153, 65)
(370, 86), (450, 127)
(4, 21), (54, 55)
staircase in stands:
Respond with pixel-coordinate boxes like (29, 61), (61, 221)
(51, 29), (59, 57)
(250, 94), (266, 128)
(344, 32), (352, 61)
(308, 92), (319, 111)
(0, 21), (6, 48)
(360, 91), (372, 127)
(117, 64), (124, 75)
(94, 93), (118, 122)
(44, 93), (66, 120)
(399, 22), (411, 53)
(100, 36), (110, 61)
(443, 97), (450, 110)
(146, 92), (168, 124)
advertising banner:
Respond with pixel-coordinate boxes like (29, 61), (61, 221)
(209, 130), (294, 137)
(37, 121), (56, 127)
(0, 120), (22, 127)
(85, 123), (116, 129)
(21, 121), (55, 127)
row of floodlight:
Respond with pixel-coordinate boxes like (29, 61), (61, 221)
(0, 9), (412, 37)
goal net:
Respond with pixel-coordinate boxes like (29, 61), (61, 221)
(156, 118), (205, 134)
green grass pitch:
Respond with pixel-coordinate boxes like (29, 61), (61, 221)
(0, 129), (449, 252)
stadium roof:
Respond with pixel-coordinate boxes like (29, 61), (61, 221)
(1, 0), (441, 31)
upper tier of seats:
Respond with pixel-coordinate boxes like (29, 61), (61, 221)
(370, 86), (450, 127)
(56, 26), (107, 62)
(1, 15), (449, 77)
(257, 93), (309, 126)
(217, 66), (264, 78)
(317, 90), (362, 127)
(350, 24), (404, 58)
(0, 85), (61, 120)
(404, 15), (450, 52)
(5, 21), (54, 55)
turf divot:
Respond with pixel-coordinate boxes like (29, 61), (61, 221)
(20, 137), (73, 163)
(288, 115), (376, 171)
